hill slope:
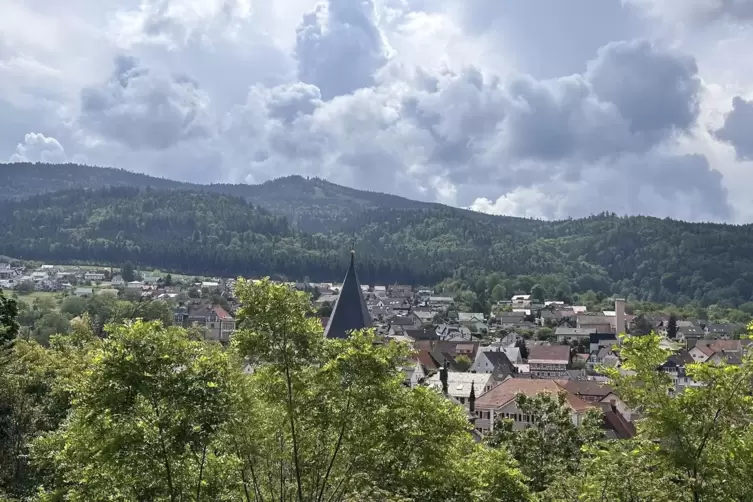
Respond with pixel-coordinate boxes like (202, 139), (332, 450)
(0, 162), (440, 232)
(2, 184), (753, 307)
(0, 187), (421, 283)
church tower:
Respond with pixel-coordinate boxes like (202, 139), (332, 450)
(324, 250), (373, 339)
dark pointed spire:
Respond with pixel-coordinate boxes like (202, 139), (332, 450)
(469, 381), (476, 414)
(439, 365), (448, 395)
(324, 249), (373, 339)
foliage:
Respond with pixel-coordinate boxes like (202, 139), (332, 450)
(11, 279), (531, 501)
(0, 290), (19, 347)
(454, 354), (472, 372)
(4, 167), (753, 306)
(602, 329), (753, 501)
(486, 392), (603, 493)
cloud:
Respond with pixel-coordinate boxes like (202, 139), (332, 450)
(714, 96), (753, 161)
(295, 0), (391, 100)
(213, 39), (727, 221)
(9, 132), (67, 163)
(625, 0), (753, 25)
(112, 0), (253, 49)
(471, 153), (730, 222)
(0, 0), (749, 222)
(79, 55), (213, 150)
(586, 40), (701, 138)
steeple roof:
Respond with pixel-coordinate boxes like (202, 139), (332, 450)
(324, 251), (373, 339)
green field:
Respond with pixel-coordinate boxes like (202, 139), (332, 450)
(1, 290), (59, 306)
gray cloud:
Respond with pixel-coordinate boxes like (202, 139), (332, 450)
(455, 0), (642, 78)
(80, 55), (213, 150)
(715, 96), (753, 161)
(295, 0), (390, 100)
(586, 40), (701, 139)
(215, 38), (725, 220)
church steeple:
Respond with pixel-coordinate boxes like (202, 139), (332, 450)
(323, 249), (373, 339)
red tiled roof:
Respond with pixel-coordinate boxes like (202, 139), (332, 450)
(528, 344), (570, 363)
(475, 378), (592, 412)
(213, 306), (233, 320)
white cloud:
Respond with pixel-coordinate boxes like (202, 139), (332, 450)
(1, 0), (753, 222)
(9, 132), (67, 163)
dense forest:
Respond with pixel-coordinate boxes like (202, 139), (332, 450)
(0, 187), (422, 284)
(1, 162), (433, 233)
(4, 163), (753, 306)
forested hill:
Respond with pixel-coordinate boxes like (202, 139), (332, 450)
(3, 185), (753, 306)
(1, 162), (436, 232)
(0, 187), (423, 284)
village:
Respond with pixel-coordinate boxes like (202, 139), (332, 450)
(2, 258), (749, 442)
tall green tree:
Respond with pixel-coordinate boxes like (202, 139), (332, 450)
(121, 261), (135, 282)
(33, 320), (238, 501)
(667, 313), (678, 339)
(486, 392), (602, 493)
(604, 330), (753, 501)
(0, 290), (19, 347)
(231, 278), (530, 501)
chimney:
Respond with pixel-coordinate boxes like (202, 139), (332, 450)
(439, 365), (448, 395)
(615, 298), (626, 336)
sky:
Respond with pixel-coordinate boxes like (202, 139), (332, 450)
(2, 0), (753, 222)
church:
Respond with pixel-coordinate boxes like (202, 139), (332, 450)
(323, 250), (373, 339)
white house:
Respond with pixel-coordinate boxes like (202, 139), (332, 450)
(84, 272), (106, 282)
(511, 294), (531, 308)
(427, 372), (496, 409)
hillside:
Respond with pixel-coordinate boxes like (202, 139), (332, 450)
(3, 184), (753, 306)
(0, 187), (421, 284)
(0, 162), (438, 232)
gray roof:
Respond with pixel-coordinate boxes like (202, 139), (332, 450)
(324, 252), (373, 339)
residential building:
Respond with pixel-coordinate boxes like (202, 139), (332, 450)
(469, 349), (516, 377)
(175, 304), (236, 342)
(84, 272), (106, 282)
(473, 379), (592, 433)
(511, 294), (531, 308)
(528, 345), (571, 378)
(427, 371), (496, 408)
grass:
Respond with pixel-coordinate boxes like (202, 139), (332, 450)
(2, 290), (59, 306)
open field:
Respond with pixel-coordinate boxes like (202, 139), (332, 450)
(1, 290), (60, 306)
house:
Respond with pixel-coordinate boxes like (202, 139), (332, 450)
(555, 327), (596, 343)
(473, 379), (592, 434)
(458, 312), (485, 324)
(481, 343), (522, 364)
(111, 275), (125, 287)
(429, 296), (454, 306)
(84, 272), (106, 282)
(175, 304), (236, 342)
(528, 344), (571, 378)
(577, 315), (614, 334)
(588, 347), (621, 370)
(74, 287), (93, 297)
(412, 309), (436, 326)
(469, 349), (516, 378)
(427, 372), (496, 409)
(496, 312), (526, 325)
(511, 294), (531, 308)
(388, 284), (412, 297)
(690, 339), (751, 364)
(403, 358), (426, 388)
(660, 349), (700, 391)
